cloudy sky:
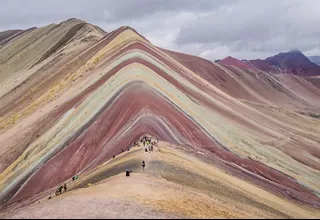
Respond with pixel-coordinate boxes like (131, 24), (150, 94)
(1, 0), (320, 60)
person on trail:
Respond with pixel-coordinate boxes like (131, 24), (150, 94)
(72, 176), (75, 181)
(121, 148), (124, 153)
(63, 183), (67, 192)
(56, 186), (63, 196)
(55, 188), (59, 196)
(142, 160), (145, 171)
(125, 169), (133, 177)
(113, 155), (115, 158)
(48, 195), (52, 200)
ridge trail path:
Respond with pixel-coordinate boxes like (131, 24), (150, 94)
(1, 138), (319, 219)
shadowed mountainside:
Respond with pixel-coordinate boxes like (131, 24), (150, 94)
(265, 50), (320, 76)
(309, 55), (320, 66)
(220, 51), (320, 77)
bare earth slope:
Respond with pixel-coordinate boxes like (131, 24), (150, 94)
(0, 19), (319, 218)
(1, 142), (319, 219)
(163, 48), (320, 111)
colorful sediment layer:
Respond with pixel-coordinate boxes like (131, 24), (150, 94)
(0, 18), (319, 215)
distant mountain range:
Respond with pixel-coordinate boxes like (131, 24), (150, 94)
(219, 50), (320, 76)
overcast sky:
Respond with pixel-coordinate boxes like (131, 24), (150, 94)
(1, 0), (320, 60)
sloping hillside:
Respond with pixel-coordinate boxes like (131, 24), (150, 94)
(1, 142), (319, 218)
(0, 19), (319, 218)
(219, 56), (253, 70)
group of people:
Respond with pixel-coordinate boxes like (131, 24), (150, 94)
(124, 134), (160, 177)
(49, 134), (159, 200)
(49, 134), (159, 199)
(112, 133), (160, 159)
(126, 160), (145, 177)
(49, 175), (79, 199)
(141, 135), (152, 147)
(140, 134), (159, 153)
(54, 183), (67, 197)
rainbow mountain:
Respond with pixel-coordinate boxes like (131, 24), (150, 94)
(0, 18), (319, 218)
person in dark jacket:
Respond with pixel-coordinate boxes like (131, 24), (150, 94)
(126, 169), (133, 176)
(141, 160), (146, 171)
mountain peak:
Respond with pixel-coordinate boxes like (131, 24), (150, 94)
(265, 50), (320, 76)
(288, 49), (302, 54)
(219, 56), (252, 70)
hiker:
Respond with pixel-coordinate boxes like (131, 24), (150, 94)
(121, 148), (124, 153)
(55, 186), (62, 196)
(125, 169), (133, 177)
(63, 183), (67, 192)
(142, 160), (145, 171)
(72, 176), (75, 181)
(48, 195), (52, 200)
(113, 155), (115, 158)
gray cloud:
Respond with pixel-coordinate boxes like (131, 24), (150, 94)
(102, 0), (235, 22)
(0, 0), (106, 28)
(1, 0), (320, 60)
(175, 0), (320, 59)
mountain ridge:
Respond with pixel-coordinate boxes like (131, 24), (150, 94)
(0, 18), (319, 218)
(219, 50), (320, 76)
